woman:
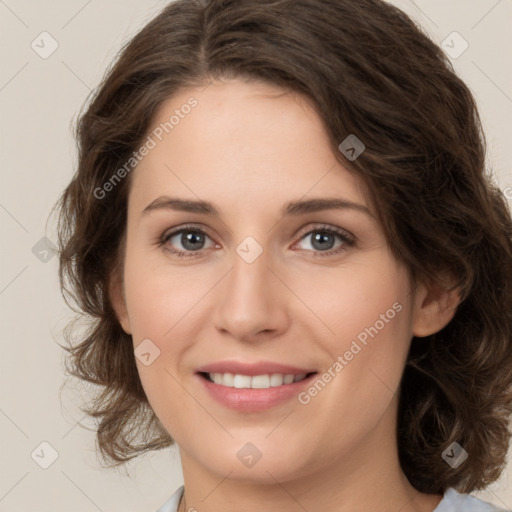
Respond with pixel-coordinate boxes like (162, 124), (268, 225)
(54, 0), (512, 510)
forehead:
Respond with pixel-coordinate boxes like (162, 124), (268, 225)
(129, 78), (372, 215)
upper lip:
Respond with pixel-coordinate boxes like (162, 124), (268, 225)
(196, 361), (317, 376)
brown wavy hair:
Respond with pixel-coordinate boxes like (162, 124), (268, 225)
(53, 0), (512, 494)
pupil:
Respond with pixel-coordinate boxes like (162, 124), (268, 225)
(183, 231), (204, 250)
(313, 232), (334, 250)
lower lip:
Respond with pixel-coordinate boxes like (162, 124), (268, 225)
(196, 373), (317, 412)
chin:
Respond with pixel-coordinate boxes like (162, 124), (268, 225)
(194, 439), (316, 484)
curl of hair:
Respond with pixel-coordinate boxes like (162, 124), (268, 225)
(53, 0), (512, 492)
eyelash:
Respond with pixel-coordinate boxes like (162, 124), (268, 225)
(157, 223), (355, 259)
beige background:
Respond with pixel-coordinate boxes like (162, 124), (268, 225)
(1, 1), (511, 511)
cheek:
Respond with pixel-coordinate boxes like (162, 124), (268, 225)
(121, 248), (201, 433)
(294, 255), (411, 348)
(122, 243), (213, 340)
(294, 256), (413, 411)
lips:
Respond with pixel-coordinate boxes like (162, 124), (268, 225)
(195, 360), (318, 412)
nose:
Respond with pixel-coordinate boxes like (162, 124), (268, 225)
(212, 243), (290, 343)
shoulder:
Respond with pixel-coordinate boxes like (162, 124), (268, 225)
(435, 488), (511, 512)
(155, 485), (184, 512)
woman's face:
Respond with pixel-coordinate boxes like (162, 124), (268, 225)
(113, 78), (430, 484)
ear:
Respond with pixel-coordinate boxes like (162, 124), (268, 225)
(412, 274), (462, 338)
(108, 267), (132, 335)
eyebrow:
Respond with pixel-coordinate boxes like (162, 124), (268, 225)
(141, 196), (374, 219)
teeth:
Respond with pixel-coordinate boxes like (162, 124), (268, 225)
(208, 372), (308, 389)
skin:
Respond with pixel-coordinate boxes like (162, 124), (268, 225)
(110, 78), (460, 512)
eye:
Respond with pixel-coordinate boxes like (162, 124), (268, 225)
(159, 225), (216, 258)
(157, 223), (355, 259)
(294, 225), (355, 257)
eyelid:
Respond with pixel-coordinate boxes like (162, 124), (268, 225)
(161, 222), (216, 240)
(294, 223), (354, 243)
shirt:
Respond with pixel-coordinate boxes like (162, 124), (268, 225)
(155, 485), (511, 512)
